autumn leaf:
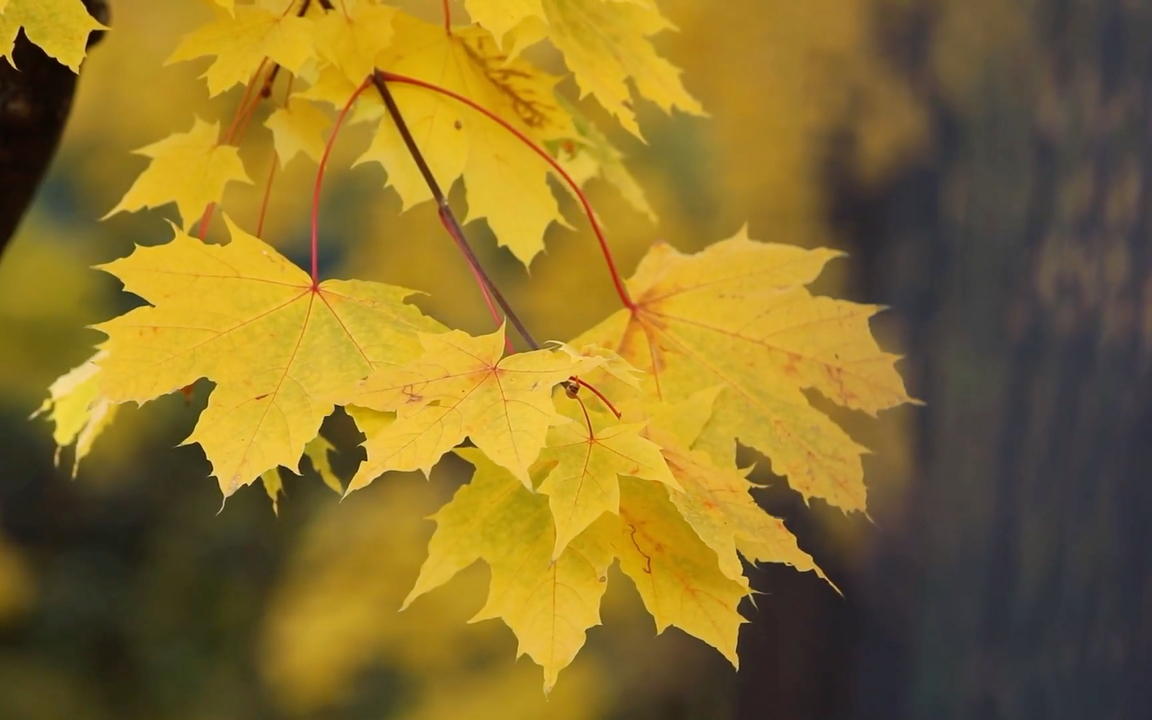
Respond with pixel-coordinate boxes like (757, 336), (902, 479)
(404, 449), (612, 693)
(341, 326), (594, 493)
(358, 11), (575, 265)
(167, 0), (316, 97)
(555, 97), (656, 222)
(265, 98), (330, 167)
(312, 0), (396, 84)
(538, 415), (677, 560)
(516, 0), (705, 137)
(94, 217), (441, 498)
(0, 0), (106, 72)
(302, 434), (343, 494)
(603, 475), (749, 666)
(577, 229), (914, 513)
(643, 389), (830, 585)
(31, 350), (119, 476)
(104, 118), (252, 231)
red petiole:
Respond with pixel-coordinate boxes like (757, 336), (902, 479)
(311, 77), (371, 286)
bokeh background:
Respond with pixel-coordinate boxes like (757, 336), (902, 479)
(2, 0), (1150, 718)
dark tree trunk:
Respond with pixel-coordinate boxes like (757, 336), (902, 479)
(0, 0), (107, 255)
(845, 1), (1152, 718)
(737, 1), (1152, 718)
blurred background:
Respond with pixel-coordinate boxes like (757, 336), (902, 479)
(2, 0), (1150, 718)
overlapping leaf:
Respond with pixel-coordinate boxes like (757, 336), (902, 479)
(94, 217), (441, 497)
(31, 350), (118, 476)
(167, 0), (315, 96)
(538, 414), (676, 560)
(577, 229), (915, 513)
(404, 449), (612, 692)
(312, 0), (395, 83)
(503, 0), (704, 137)
(265, 97), (330, 166)
(606, 474), (749, 665)
(642, 390), (829, 584)
(104, 118), (252, 231)
(556, 97), (656, 222)
(357, 11), (576, 265)
(341, 326), (594, 493)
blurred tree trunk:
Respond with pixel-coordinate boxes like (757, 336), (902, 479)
(841, 1), (1152, 718)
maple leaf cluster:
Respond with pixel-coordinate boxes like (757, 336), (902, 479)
(24, 0), (915, 691)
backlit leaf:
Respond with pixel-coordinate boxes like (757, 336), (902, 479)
(358, 11), (575, 265)
(313, 0), (396, 84)
(31, 350), (119, 476)
(265, 98), (330, 166)
(606, 476), (748, 665)
(342, 326), (593, 492)
(104, 118), (252, 231)
(535, 0), (704, 137)
(0, 0), (106, 72)
(168, 1), (316, 96)
(462, 0), (544, 44)
(405, 449), (611, 692)
(538, 417), (676, 560)
(577, 229), (915, 513)
(94, 217), (440, 498)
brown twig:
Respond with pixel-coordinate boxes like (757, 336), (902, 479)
(370, 71), (540, 350)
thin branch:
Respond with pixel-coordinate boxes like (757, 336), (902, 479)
(442, 0), (452, 33)
(371, 70), (540, 351)
(435, 205), (514, 352)
(376, 70), (637, 311)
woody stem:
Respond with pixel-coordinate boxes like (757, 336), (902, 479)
(370, 70), (540, 351)
(375, 70), (636, 311)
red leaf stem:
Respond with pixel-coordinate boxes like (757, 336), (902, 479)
(311, 77), (372, 286)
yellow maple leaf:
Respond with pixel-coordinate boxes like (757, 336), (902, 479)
(404, 449), (612, 693)
(462, 0), (544, 44)
(538, 416), (677, 560)
(643, 389), (830, 585)
(359, 11), (576, 265)
(313, 0), (396, 84)
(606, 475), (748, 666)
(31, 350), (119, 476)
(167, 1), (316, 97)
(94, 218), (441, 498)
(342, 326), (593, 493)
(0, 0), (106, 72)
(576, 229), (915, 513)
(529, 0), (705, 137)
(104, 118), (252, 231)
(265, 97), (330, 166)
